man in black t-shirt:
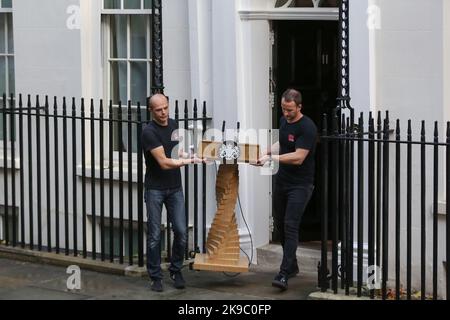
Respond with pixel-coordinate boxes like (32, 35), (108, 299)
(142, 94), (202, 292)
(258, 89), (317, 291)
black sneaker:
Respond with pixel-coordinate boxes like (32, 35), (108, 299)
(287, 265), (299, 279)
(170, 272), (186, 289)
(150, 279), (163, 292)
(272, 273), (288, 291)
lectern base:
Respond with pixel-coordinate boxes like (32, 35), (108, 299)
(193, 254), (249, 273)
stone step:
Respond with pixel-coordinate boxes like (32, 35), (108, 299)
(256, 243), (332, 274)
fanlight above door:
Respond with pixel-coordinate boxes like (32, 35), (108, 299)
(274, 0), (339, 8)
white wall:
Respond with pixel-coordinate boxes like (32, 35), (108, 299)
(210, 1), (239, 129)
(13, 0), (82, 98)
(350, 0), (371, 114)
(373, 0), (443, 123)
(187, 0), (212, 105)
(445, 0), (450, 124)
(6, 0), (194, 252)
(163, 0), (191, 105)
(79, 0), (191, 108)
(349, 0), (372, 255)
(373, 0), (446, 298)
(8, 0), (83, 248)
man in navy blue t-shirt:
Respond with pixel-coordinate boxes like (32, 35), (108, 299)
(258, 88), (317, 291)
(142, 94), (202, 292)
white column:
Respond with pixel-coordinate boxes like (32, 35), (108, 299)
(163, 0), (191, 102)
(200, 0), (273, 262)
(80, 0), (102, 102)
(210, 0), (239, 129)
(187, 0), (213, 105)
(235, 0), (272, 262)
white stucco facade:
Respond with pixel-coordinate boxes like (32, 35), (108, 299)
(14, 0), (82, 98)
(369, 0), (447, 297)
(1, 0), (449, 298)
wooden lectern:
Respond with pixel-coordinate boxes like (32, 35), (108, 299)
(192, 141), (259, 273)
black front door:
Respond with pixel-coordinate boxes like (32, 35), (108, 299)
(272, 20), (338, 242)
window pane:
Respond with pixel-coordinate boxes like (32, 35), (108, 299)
(104, 226), (121, 258)
(0, 57), (5, 94)
(8, 56), (14, 94)
(110, 61), (127, 105)
(2, 0), (12, 8)
(132, 109), (147, 153)
(144, 0), (152, 9)
(103, 0), (120, 9)
(124, 0), (140, 9)
(104, 226), (139, 258)
(7, 14), (12, 53)
(130, 15), (147, 59)
(110, 15), (127, 59)
(113, 107), (148, 152)
(120, 108), (131, 153)
(106, 13), (152, 154)
(0, 113), (3, 140)
(8, 98), (15, 141)
(130, 62), (147, 106)
(0, 14), (5, 54)
(112, 107), (127, 152)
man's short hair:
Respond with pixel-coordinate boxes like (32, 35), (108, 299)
(282, 89), (302, 106)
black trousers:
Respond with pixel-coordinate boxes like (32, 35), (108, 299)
(273, 182), (314, 276)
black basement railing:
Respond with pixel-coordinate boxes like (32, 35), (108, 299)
(319, 110), (450, 300)
(0, 93), (212, 268)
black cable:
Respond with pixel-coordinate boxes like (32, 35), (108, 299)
(238, 193), (254, 266)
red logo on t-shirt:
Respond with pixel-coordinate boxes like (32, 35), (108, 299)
(288, 134), (295, 142)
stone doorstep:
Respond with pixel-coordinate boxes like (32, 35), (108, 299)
(308, 290), (372, 301)
(256, 244), (331, 273)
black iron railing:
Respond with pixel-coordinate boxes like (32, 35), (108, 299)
(0, 93), (211, 268)
(319, 110), (450, 300)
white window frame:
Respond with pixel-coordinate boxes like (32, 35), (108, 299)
(101, 1), (152, 159)
(103, 14), (152, 110)
(102, 0), (153, 12)
(0, 8), (15, 145)
(0, 10), (14, 96)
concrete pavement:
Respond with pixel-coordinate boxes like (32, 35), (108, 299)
(0, 256), (320, 300)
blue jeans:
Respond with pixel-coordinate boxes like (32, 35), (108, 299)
(145, 187), (187, 281)
(273, 182), (314, 276)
